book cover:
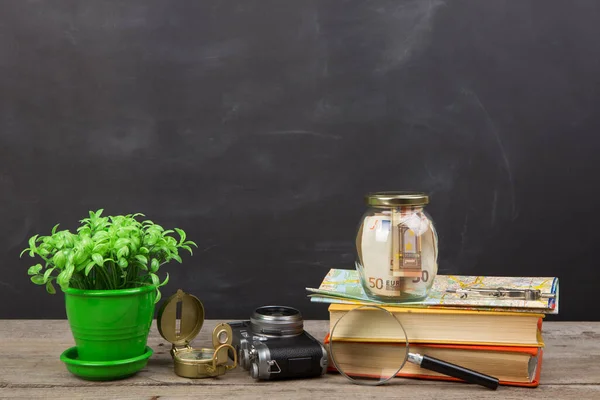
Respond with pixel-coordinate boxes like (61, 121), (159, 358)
(307, 268), (559, 314)
(328, 303), (545, 347)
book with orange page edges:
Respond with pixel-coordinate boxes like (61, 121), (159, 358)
(310, 269), (558, 387)
(323, 332), (544, 387)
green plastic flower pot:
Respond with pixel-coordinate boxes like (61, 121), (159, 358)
(64, 285), (156, 362)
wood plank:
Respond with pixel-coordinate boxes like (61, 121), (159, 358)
(0, 320), (598, 398)
(2, 384), (600, 400)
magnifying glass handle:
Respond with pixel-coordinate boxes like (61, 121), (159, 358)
(412, 354), (499, 390)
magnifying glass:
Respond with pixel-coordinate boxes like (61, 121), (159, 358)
(328, 305), (499, 390)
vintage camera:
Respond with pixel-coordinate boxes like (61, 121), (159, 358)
(227, 306), (328, 380)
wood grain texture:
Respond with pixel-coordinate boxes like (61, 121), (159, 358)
(0, 320), (599, 399)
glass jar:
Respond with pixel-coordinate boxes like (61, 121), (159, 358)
(355, 192), (438, 302)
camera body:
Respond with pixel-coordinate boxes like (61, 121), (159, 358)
(228, 306), (328, 380)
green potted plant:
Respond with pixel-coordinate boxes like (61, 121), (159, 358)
(21, 209), (197, 380)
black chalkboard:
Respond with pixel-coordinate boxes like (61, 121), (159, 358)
(1, 0), (598, 321)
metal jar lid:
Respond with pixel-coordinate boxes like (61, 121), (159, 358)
(366, 191), (429, 207)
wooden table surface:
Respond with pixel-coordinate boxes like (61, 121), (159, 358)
(0, 320), (599, 399)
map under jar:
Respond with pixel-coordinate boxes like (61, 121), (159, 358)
(356, 192), (438, 302)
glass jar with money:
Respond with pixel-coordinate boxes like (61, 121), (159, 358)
(355, 192), (438, 302)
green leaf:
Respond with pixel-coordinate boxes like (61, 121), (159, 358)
(183, 240), (198, 248)
(56, 270), (68, 289)
(20, 248), (30, 258)
(62, 232), (75, 248)
(118, 257), (128, 268)
(77, 226), (92, 236)
(28, 234), (39, 249)
(66, 250), (75, 265)
(162, 230), (174, 236)
(75, 260), (88, 272)
(174, 228), (186, 245)
(173, 254), (182, 263)
(114, 238), (130, 248)
(139, 246), (149, 255)
(84, 261), (95, 276)
(74, 248), (87, 264)
(27, 264), (43, 276)
(51, 224), (60, 235)
(43, 267), (55, 283)
(149, 273), (160, 286)
(46, 280), (56, 294)
(31, 275), (45, 285)
(92, 243), (109, 254)
(117, 246), (129, 259)
(130, 236), (140, 251)
(38, 248), (50, 258)
(146, 228), (161, 239)
(159, 272), (169, 287)
(159, 245), (170, 255)
(181, 245), (193, 255)
(150, 258), (159, 273)
(95, 209), (104, 218)
(92, 253), (104, 267)
(154, 290), (161, 304)
(153, 224), (164, 232)
(135, 255), (148, 265)
(146, 234), (158, 246)
(62, 265), (74, 287)
(92, 231), (109, 241)
(81, 237), (93, 251)
(65, 261), (75, 275)
(53, 251), (66, 269)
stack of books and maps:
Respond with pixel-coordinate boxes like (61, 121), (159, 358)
(307, 269), (559, 387)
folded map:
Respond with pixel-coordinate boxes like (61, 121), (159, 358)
(307, 269), (559, 314)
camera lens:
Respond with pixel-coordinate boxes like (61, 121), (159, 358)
(255, 306), (300, 318)
(250, 305), (304, 336)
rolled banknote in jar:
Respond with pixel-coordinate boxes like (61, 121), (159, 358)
(355, 192), (438, 302)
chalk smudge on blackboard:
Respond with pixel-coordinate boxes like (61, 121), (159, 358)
(263, 130), (341, 140)
(375, 0), (446, 73)
(462, 88), (517, 220)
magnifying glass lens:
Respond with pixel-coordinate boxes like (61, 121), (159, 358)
(329, 305), (500, 390)
(329, 306), (408, 385)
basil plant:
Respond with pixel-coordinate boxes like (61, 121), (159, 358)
(21, 209), (197, 303)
